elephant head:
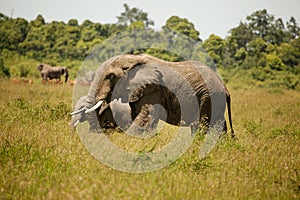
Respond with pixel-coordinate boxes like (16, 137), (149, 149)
(70, 55), (136, 132)
(87, 55), (148, 111)
(70, 95), (101, 131)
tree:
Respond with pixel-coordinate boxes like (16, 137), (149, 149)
(247, 38), (267, 56)
(246, 9), (274, 40)
(0, 13), (8, 21)
(117, 3), (154, 27)
(68, 19), (79, 27)
(127, 21), (145, 30)
(245, 9), (296, 44)
(228, 22), (253, 50)
(201, 34), (225, 66)
(0, 17), (29, 51)
(265, 54), (285, 71)
(286, 17), (300, 39)
(246, 38), (268, 68)
(31, 14), (45, 27)
(163, 16), (200, 41)
(19, 15), (46, 57)
(278, 43), (299, 69)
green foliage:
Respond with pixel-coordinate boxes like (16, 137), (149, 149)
(6, 97), (70, 123)
(117, 3), (154, 27)
(202, 34), (225, 66)
(0, 16), (29, 51)
(0, 7), (300, 90)
(222, 9), (300, 90)
(127, 21), (145, 30)
(19, 65), (31, 77)
(163, 16), (200, 41)
(265, 54), (285, 71)
(0, 58), (10, 77)
(30, 14), (45, 28)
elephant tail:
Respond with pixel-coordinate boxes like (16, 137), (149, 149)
(225, 88), (235, 138)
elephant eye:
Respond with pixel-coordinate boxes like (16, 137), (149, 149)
(106, 73), (115, 80)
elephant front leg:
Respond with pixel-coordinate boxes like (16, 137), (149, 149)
(127, 104), (159, 137)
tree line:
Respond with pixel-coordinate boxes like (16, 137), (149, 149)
(0, 4), (299, 89)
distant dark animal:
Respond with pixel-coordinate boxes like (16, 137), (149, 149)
(37, 64), (69, 82)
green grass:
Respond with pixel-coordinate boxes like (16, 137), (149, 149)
(0, 78), (299, 199)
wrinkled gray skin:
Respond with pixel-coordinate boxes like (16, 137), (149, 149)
(37, 64), (69, 82)
(88, 54), (235, 137)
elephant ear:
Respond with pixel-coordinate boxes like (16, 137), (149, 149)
(126, 63), (163, 102)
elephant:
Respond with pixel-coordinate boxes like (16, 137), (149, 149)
(37, 64), (69, 82)
(85, 54), (235, 138)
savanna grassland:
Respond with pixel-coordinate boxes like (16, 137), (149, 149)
(0, 78), (299, 200)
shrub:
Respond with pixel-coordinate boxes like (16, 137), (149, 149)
(20, 65), (31, 77)
(0, 58), (10, 77)
(265, 54), (286, 71)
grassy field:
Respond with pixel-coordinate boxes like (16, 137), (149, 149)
(0, 78), (299, 199)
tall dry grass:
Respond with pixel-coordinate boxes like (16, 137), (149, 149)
(0, 78), (299, 199)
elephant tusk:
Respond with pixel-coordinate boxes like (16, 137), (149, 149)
(85, 100), (103, 114)
(73, 120), (80, 127)
(70, 107), (86, 115)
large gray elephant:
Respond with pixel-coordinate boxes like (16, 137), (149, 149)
(37, 64), (69, 82)
(85, 54), (235, 138)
